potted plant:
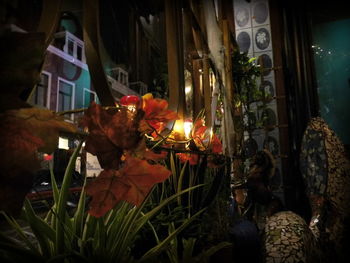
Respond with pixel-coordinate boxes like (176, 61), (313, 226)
(0, 94), (231, 262)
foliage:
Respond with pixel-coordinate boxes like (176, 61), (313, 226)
(148, 223), (231, 263)
(0, 142), (206, 262)
(149, 56), (169, 99)
(232, 52), (262, 104)
(85, 156), (171, 217)
(232, 51), (264, 131)
(131, 148), (231, 262)
(0, 107), (77, 216)
(231, 50), (272, 168)
(0, 92), (229, 262)
(80, 95), (178, 218)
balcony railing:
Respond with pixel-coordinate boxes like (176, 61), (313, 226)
(54, 31), (86, 63)
(129, 81), (148, 95)
(107, 75), (138, 98)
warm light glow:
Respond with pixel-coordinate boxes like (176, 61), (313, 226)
(173, 120), (184, 134)
(185, 85), (192, 94)
(171, 120), (185, 141)
(184, 120), (193, 139)
(127, 105), (137, 113)
(209, 128), (213, 140)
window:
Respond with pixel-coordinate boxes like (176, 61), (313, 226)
(77, 44), (83, 61)
(67, 38), (74, 56)
(57, 78), (75, 120)
(58, 137), (69, 150)
(311, 11), (350, 145)
(84, 88), (97, 107)
(28, 72), (51, 108)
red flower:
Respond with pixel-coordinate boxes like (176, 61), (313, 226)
(120, 95), (141, 108)
(211, 134), (223, 154)
(139, 94), (178, 136)
(192, 119), (211, 150)
(191, 119), (223, 154)
(43, 154), (53, 161)
(176, 153), (199, 165)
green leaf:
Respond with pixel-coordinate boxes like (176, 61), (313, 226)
(176, 161), (188, 205)
(81, 214), (97, 252)
(169, 152), (177, 191)
(0, 239), (44, 263)
(182, 238), (196, 262)
(248, 57), (257, 64)
(72, 178), (87, 243)
(23, 199), (55, 257)
(49, 161), (59, 205)
(139, 208), (207, 262)
(197, 241), (232, 261)
(55, 141), (83, 254)
(0, 211), (39, 255)
(133, 184), (204, 238)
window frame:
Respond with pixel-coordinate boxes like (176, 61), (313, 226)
(83, 88), (97, 108)
(56, 77), (75, 121)
(29, 70), (52, 108)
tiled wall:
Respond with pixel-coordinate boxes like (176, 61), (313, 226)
(233, 0), (283, 197)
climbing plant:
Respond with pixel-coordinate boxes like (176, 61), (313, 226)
(231, 50), (270, 172)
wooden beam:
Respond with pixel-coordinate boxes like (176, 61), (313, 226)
(37, 0), (63, 49)
(222, 19), (234, 110)
(192, 59), (204, 118)
(203, 57), (212, 127)
(83, 0), (115, 106)
(165, 0), (186, 121)
(21, 1), (63, 101)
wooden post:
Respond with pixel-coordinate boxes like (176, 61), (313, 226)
(203, 57), (212, 127)
(83, 0), (115, 106)
(165, 0), (186, 123)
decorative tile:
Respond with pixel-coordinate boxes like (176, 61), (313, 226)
(255, 51), (274, 77)
(271, 160), (283, 191)
(251, 129), (266, 150)
(243, 108), (258, 130)
(236, 28), (253, 54)
(260, 78), (275, 98)
(234, 0), (252, 29)
(263, 129), (280, 156)
(251, 0), (270, 27)
(243, 137), (259, 158)
(253, 25), (272, 52)
(264, 211), (316, 263)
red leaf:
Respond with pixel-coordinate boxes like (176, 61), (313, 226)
(86, 156), (171, 217)
(0, 107), (76, 216)
(143, 149), (168, 162)
(140, 94), (178, 135)
(5, 107), (76, 153)
(85, 170), (130, 217)
(0, 114), (44, 215)
(81, 102), (142, 169)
